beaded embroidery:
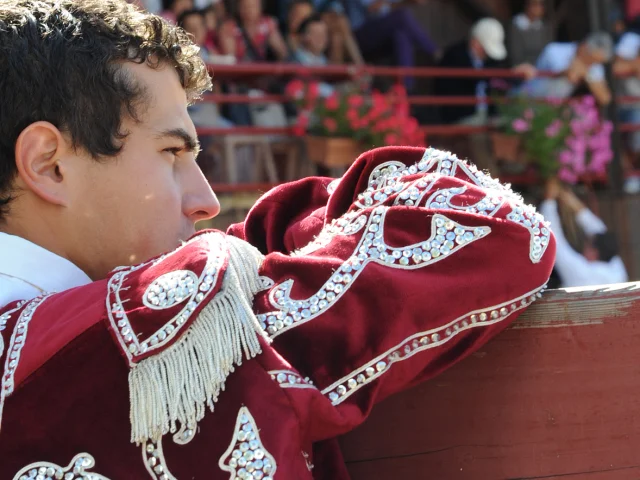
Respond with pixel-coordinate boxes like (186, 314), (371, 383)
(107, 233), (227, 365)
(323, 283), (547, 405)
(268, 369), (316, 390)
(143, 438), (177, 480)
(258, 211), (490, 338)
(13, 453), (109, 480)
(1, 295), (52, 431)
(219, 407), (277, 480)
(0, 301), (27, 359)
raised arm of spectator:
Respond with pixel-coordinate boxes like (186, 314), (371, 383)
(267, 16), (290, 61)
(614, 31), (640, 77)
(559, 188), (607, 236)
(539, 179), (592, 284)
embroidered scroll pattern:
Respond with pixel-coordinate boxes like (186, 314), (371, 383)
(322, 283), (547, 405)
(1, 295), (52, 431)
(357, 148), (550, 263)
(0, 301), (27, 359)
(258, 211), (490, 338)
(143, 438), (178, 480)
(107, 233), (227, 365)
(219, 407), (277, 480)
(269, 369), (317, 390)
(13, 453), (110, 480)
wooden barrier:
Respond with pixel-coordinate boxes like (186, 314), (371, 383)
(339, 282), (640, 479)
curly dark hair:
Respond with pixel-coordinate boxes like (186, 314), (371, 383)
(0, 0), (212, 219)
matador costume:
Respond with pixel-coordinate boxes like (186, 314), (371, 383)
(0, 146), (555, 479)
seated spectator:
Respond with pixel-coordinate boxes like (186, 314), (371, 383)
(290, 15), (335, 97)
(540, 179), (628, 288)
(508, 0), (554, 66)
(334, 0), (439, 91)
(178, 9), (234, 128)
(435, 18), (535, 125)
(220, 0), (289, 62)
(524, 32), (613, 106)
(161, 0), (194, 23)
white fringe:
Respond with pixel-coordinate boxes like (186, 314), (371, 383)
(129, 236), (268, 445)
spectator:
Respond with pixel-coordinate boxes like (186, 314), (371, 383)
(614, 21), (640, 155)
(435, 18), (536, 125)
(334, 0), (439, 91)
(286, 0), (314, 53)
(161, 0), (194, 23)
(220, 0), (289, 62)
(540, 179), (628, 287)
(508, 0), (554, 66)
(524, 32), (614, 106)
(290, 15), (335, 97)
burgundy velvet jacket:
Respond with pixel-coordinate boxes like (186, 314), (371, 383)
(0, 147), (555, 479)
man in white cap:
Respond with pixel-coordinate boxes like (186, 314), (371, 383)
(435, 18), (536, 170)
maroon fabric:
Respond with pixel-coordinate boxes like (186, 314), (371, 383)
(0, 147), (555, 479)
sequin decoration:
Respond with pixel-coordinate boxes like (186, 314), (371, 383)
(13, 453), (110, 480)
(507, 206), (551, 263)
(1, 295), (52, 429)
(259, 211), (490, 338)
(269, 370), (316, 390)
(0, 301), (27, 359)
(106, 233), (227, 365)
(172, 423), (196, 445)
(142, 270), (199, 310)
(219, 407), (277, 480)
(424, 186), (505, 217)
(143, 438), (177, 480)
(323, 283), (547, 405)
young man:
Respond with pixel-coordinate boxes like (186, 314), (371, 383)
(539, 179), (627, 288)
(0, 1), (555, 478)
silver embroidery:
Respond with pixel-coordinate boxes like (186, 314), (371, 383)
(269, 369), (316, 390)
(13, 453), (109, 480)
(107, 232), (227, 364)
(143, 438), (177, 480)
(326, 178), (341, 195)
(1, 295), (52, 431)
(172, 423), (197, 445)
(323, 283), (547, 405)
(258, 276), (275, 291)
(258, 211), (490, 338)
(507, 206), (552, 263)
(142, 270), (199, 310)
(219, 407), (277, 480)
(0, 301), (28, 359)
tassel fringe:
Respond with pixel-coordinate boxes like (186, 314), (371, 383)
(129, 236), (267, 445)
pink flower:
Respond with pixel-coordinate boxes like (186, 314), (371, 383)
(512, 119), (530, 133)
(524, 108), (534, 120)
(285, 79), (305, 99)
(558, 167), (579, 184)
(545, 119), (562, 138)
(559, 150), (574, 165)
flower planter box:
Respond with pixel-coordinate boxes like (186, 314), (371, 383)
(305, 136), (362, 169)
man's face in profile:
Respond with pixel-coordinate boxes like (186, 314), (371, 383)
(63, 62), (220, 278)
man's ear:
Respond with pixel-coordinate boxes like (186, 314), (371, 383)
(14, 121), (71, 207)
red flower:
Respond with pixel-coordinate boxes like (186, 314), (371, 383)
(307, 82), (320, 103)
(285, 79), (305, 99)
(323, 117), (338, 132)
(348, 95), (364, 108)
(325, 92), (340, 111)
(384, 133), (399, 145)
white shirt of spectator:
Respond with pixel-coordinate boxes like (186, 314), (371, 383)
(513, 13), (544, 31)
(539, 200), (628, 288)
(526, 42), (606, 98)
(615, 32), (640, 103)
(0, 233), (91, 307)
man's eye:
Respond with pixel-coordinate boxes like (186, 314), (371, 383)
(163, 147), (183, 156)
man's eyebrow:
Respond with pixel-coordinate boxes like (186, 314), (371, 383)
(155, 128), (201, 154)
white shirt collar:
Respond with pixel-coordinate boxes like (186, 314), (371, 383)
(0, 233), (92, 295)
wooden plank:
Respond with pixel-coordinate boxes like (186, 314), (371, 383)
(340, 283), (640, 479)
